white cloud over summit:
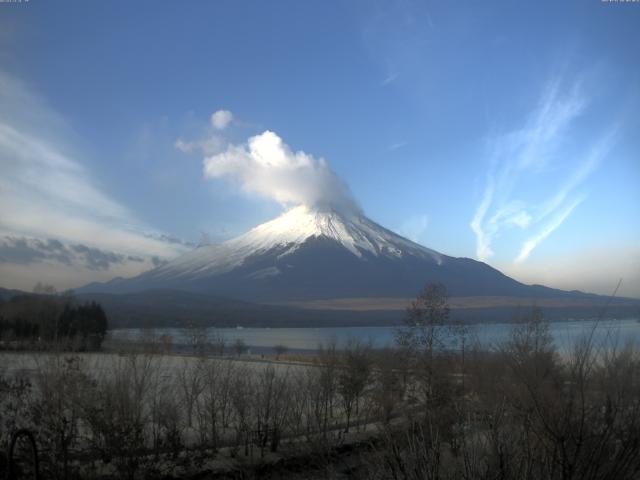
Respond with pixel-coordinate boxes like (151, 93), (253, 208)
(203, 130), (360, 214)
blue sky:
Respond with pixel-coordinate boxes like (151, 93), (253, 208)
(0, 0), (639, 297)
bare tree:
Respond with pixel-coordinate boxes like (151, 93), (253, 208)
(177, 358), (204, 429)
(252, 365), (291, 455)
(396, 282), (451, 408)
(198, 359), (235, 450)
(312, 340), (339, 441)
(233, 338), (249, 356)
(338, 339), (372, 432)
(29, 354), (92, 479)
(210, 331), (226, 356)
(372, 349), (405, 424)
(286, 370), (310, 438)
(396, 282), (450, 353)
(184, 320), (210, 356)
(274, 343), (289, 360)
(229, 365), (253, 456)
(81, 354), (156, 480)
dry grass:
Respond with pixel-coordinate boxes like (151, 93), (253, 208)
(273, 296), (637, 311)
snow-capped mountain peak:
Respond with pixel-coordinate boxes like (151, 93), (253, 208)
(80, 205), (581, 303)
(235, 205), (440, 259)
(147, 205), (442, 281)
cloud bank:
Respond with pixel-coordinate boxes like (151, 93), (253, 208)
(471, 77), (617, 264)
(500, 246), (640, 299)
(0, 236), (146, 271)
(203, 129), (360, 214)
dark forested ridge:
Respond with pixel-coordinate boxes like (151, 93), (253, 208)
(1, 286), (638, 330)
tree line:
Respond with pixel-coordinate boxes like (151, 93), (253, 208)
(0, 290), (108, 350)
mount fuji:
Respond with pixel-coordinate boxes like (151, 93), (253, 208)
(80, 205), (595, 304)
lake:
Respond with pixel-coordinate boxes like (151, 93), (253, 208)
(109, 318), (640, 354)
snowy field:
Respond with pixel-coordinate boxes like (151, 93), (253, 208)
(0, 351), (309, 378)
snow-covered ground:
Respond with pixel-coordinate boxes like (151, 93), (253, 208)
(0, 351), (309, 378)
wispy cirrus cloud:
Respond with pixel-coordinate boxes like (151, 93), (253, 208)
(0, 71), (191, 289)
(471, 75), (617, 263)
(514, 196), (584, 263)
(381, 72), (399, 86)
(174, 109), (233, 155)
(388, 141), (408, 151)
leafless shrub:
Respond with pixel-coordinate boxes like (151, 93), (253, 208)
(365, 422), (443, 480)
(252, 365), (291, 455)
(81, 354), (157, 480)
(307, 341), (340, 446)
(371, 348), (405, 424)
(210, 331), (226, 356)
(154, 393), (183, 460)
(29, 354), (93, 479)
(197, 358), (235, 451)
(2, 297), (640, 480)
(229, 364), (253, 456)
(0, 368), (32, 476)
(177, 357), (204, 429)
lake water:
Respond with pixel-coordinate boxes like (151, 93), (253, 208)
(110, 318), (640, 354)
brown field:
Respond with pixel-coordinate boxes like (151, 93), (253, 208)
(274, 295), (634, 311)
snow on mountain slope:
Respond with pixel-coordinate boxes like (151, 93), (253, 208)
(84, 205), (594, 302)
(146, 205), (444, 282)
